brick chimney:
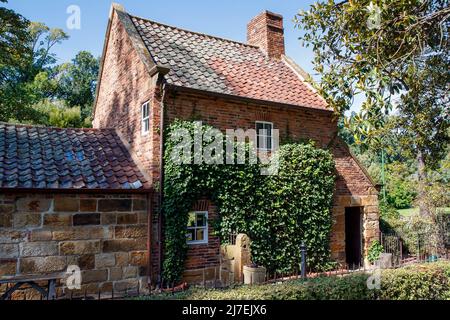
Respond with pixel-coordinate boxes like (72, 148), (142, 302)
(247, 11), (285, 59)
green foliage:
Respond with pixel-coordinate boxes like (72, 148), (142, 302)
(367, 240), (383, 264)
(162, 120), (336, 284)
(140, 262), (450, 300)
(0, 4), (98, 126)
(296, 2), (449, 212)
(55, 51), (99, 120)
(0, 0), (30, 72)
(379, 262), (450, 300)
(385, 161), (417, 209)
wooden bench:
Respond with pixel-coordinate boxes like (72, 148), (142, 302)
(0, 273), (65, 300)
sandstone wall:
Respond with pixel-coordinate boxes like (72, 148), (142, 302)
(0, 192), (150, 299)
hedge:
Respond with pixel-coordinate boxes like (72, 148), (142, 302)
(141, 262), (450, 300)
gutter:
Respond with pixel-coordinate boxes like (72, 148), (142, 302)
(158, 82), (168, 287)
(146, 190), (154, 289)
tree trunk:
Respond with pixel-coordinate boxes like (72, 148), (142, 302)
(417, 150), (429, 217)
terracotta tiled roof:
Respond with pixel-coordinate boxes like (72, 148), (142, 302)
(0, 123), (150, 190)
(130, 15), (329, 110)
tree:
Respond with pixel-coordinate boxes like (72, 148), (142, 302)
(55, 51), (99, 121)
(0, 12), (68, 123)
(295, 0), (449, 216)
(0, 0), (30, 79)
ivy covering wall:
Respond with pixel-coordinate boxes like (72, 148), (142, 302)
(162, 120), (336, 284)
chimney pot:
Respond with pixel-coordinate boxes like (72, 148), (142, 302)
(247, 11), (285, 59)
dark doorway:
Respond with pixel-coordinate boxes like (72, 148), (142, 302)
(345, 207), (363, 268)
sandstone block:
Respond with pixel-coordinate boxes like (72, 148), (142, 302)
(102, 239), (146, 253)
(0, 244), (19, 258)
(109, 267), (123, 281)
(13, 213), (41, 228)
(0, 230), (24, 243)
(98, 199), (131, 212)
(80, 199), (97, 212)
(95, 253), (116, 268)
(101, 213), (116, 225)
(73, 213), (100, 226)
(20, 242), (58, 257)
(52, 227), (107, 241)
(113, 279), (138, 292)
(54, 197), (79, 212)
(115, 252), (129, 267)
(43, 214), (71, 227)
(123, 266), (138, 279)
(16, 198), (51, 212)
(0, 212), (12, 228)
(30, 230), (52, 242)
(81, 269), (108, 284)
(19, 256), (66, 273)
(129, 251), (147, 266)
(60, 241), (101, 255)
(0, 259), (17, 276)
(132, 199), (147, 211)
(116, 213), (138, 225)
(114, 225), (147, 239)
(78, 254), (95, 270)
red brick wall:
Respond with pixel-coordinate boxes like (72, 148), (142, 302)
(247, 11), (286, 59)
(93, 10), (158, 181)
(184, 201), (220, 271)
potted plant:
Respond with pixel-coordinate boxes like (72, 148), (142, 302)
(243, 263), (266, 285)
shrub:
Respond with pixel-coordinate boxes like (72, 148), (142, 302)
(367, 240), (384, 264)
(379, 262), (450, 300)
(140, 262), (450, 300)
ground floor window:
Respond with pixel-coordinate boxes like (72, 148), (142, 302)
(186, 211), (208, 245)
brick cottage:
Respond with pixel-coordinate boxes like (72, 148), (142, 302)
(0, 3), (379, 295)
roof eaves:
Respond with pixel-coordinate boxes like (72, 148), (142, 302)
(167, 84), (334, 114)
(0, 188), (153, 195)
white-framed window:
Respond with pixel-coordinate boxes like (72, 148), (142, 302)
(186, 211), (208, 245)
(141, 101), (150, 135)
(256, 121), (274, 151)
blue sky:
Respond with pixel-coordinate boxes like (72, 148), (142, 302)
(4, 0), (317, 72)
(3, 0), (362, 112)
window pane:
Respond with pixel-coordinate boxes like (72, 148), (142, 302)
(142, 103), (149, 118)
(256, 123), (264, 133)
(186, 229), (195, 242)
(196, 229), (205, 241)
(187, 212), (196, 227)
(196, 213), (206, 227)
(266, 135), (272, 150)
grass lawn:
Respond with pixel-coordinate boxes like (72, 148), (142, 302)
(398, 207), (450, 217)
